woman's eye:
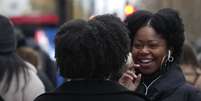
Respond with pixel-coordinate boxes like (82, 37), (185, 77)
(148, 44), (159, 48)
(133, 43), (143, 49)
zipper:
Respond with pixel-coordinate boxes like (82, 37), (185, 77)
(142, 76), (161, 96)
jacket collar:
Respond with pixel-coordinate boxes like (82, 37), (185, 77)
(55, 79), (131, 94)
(137, 63), (186, 100)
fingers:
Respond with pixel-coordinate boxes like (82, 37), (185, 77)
(134, 64), (141, 69)
(134, 74), (141, 87)
(126, 70), (137, 80)
(118, 70), (142, 91)
(118, 72), (134, 84)
(118, 72), (134, 90)
(118, 71), (134, 87)
(127, 63), (140, 72)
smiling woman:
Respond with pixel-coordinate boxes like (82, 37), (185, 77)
(132, 26), (167, 75)
(119, 8), (201, 101)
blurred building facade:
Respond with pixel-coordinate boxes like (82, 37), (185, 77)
(66, 0), (201, 42)
(0, 0), (201, 51)
(141, 0), (201, 42)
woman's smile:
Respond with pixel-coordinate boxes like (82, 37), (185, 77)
(132, 26), (167, 75)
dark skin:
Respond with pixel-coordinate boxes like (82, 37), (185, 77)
(119, 26), (168, 91)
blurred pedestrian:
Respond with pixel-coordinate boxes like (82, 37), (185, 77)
(180, 42), (201, 89)
(34, 14), (147, 101)
(16, 26), (57, 89)
(119, 8), (201, 101)
(17, 47), (39, 68)
(0, 14), (45, 101)
(16, 46), (56, 92)
(15, 31), (57, 92)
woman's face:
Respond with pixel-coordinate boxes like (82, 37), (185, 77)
(132, 26), (168, 75)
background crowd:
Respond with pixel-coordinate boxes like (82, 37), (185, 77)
(0, 7), (201, 101)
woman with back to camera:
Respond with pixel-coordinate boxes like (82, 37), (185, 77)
(0, 14), (45, 101)
(34, 14), (147, 101)
(119, 8), (201, 101)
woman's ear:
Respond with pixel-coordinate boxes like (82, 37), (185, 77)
(167, 49), (174, 62)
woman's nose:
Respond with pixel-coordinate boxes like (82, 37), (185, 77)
(140, 46), (150, 54)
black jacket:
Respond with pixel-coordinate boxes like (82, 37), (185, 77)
(34, 80), (148, 101)
(0, 96), (3, 101)
(136, 63), (201, 101)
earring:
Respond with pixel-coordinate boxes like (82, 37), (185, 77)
(167, 50), (174, 62)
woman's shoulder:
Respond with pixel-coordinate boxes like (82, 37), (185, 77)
(23, 61), (45, 101)
(179, 83), (201, 100)
(24, 61), (38, 73)
(181, 83), (199, 92)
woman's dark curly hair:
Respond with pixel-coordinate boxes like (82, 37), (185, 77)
(125, 8), (185, 63)
(55, 15), (130, 79)
(91, 14), (131, 80)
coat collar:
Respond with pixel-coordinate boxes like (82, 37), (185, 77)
(137, 63), (186, 100)
(55, 79), (131, 94)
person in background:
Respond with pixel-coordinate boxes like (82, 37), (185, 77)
(15, 31), (56, 92)
(0, 14), (45, 101)
(34, 14), (147, 101)
(119, 8), (201, 101)
(16, 47), (39, 69)
(180, 42), (201, 90)
(18, 27), (58, 88)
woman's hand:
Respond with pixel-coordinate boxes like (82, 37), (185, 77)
(118, 63), (141, 91)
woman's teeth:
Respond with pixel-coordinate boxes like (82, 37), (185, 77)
(140, 59), (152, 64)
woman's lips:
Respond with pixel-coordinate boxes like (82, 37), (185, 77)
(136, 59), (153, 69)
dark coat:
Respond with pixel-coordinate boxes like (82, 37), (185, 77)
(34, 80), (148, 101)
(136, 63), (201, 101)
(0, 96), (3, 101)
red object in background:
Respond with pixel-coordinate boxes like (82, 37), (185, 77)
(10, 15), (59, 25)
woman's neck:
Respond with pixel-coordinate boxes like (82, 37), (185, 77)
(143, 70), (161, 85)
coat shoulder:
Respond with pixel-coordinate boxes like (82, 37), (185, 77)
(34, 92), (148, 101)
(179, 83), (201, 101)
